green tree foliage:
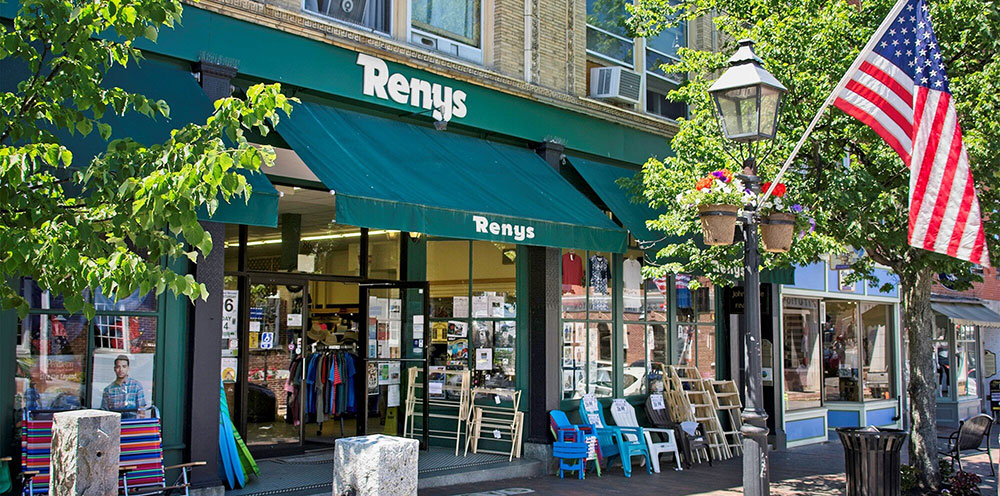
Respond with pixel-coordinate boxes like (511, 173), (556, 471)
(628, 0), (1000, 489)
(0, 0), (293, 317)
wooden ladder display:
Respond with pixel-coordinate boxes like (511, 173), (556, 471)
(710, 380), (744, 456)
(463, 388), (524, 461)
(403, 367), (471, 455)
(667, 366), (733, 460)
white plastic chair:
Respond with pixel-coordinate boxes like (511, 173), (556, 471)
(610, 399), (682, 473)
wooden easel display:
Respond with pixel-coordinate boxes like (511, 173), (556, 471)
(463, 388), (524, 461)
(403, 367), (471, 455)
(710, 380), (744, 456)
(666, 366), (732, 460)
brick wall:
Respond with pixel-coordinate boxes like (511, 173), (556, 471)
(932, 266), (1000, 303)
(492, 0), (525, 78)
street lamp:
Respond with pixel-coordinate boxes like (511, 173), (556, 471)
(708, 39), (786, 496)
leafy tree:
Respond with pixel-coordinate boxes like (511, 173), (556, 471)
(627, 0), (1000, 489)
(0, 0), (293, 317)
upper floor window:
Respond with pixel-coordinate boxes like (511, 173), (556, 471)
(586, 0), (633, 65)
(410, 0), (483, 63)
(303, 0), (391, 34)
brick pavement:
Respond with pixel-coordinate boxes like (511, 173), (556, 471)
(421, 441), (999, 496)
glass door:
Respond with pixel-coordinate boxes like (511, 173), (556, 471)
(242, 277), (307, 450)
(360, 281), (429, 448)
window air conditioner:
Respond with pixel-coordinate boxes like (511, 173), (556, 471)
(590, 66), (642, 105)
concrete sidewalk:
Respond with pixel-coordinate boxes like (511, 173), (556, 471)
(420, 441), (999, 496)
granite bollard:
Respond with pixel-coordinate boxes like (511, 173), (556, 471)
(50, 409), (121, 496)
(333, 434), (418, 496)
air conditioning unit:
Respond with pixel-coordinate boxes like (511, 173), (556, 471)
(590, 66), (642, 104)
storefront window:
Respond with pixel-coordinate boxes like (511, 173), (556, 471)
(623, 250), (668, 396)
(368, 229), (401, 280)
(561, 249), (613, 398)
(13, 287), (160, 420)
(782, 297), (822, 410)
(15, 314), (88, 412)
(674, 274), (716, 379)
(861, 303), (894, 400)
(934, 314), (950, 398)
(956, 325), (978, 397)
(427, 240), (517, 390)
(823, 301), (861, 402)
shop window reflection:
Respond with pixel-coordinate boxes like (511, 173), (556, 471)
(15, 314), (89, 413)
(783, 298), (822, 410)
(861, 303), (894, 400)
(956, 325), (978, 397)
(823, 301), (861, 402)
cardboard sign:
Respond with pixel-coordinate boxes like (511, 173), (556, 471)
(650, 394), (666, 410)
(582, 394), (598, 413)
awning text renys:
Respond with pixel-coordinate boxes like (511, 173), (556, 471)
(275, 101), (627, 252)
(931, 301), (1000, 328)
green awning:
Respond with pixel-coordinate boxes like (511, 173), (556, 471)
(275, 101), (626, 252)
(1, 57), (278, 227)
(932, 301), (1000, 328)
(565, 155), (666, 253)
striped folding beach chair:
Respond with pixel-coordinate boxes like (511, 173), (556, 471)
(19, 408), (203, 496)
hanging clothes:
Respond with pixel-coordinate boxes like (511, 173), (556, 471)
(589, 255), (609, 294)
(562, 252), (584, 288)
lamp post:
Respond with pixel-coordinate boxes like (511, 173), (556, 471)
(708, 39), (787, 496)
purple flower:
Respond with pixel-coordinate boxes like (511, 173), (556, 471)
(711, 170), (730, 183)
(791, 204), (804, 213)
(798, 217), (816, 239)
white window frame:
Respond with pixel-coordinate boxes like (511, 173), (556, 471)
(407, 0), (484, 64)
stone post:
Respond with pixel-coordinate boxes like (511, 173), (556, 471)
(50, 410), (121, 496)
(333, 435), (418, 496)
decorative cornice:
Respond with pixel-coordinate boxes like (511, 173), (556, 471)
(186, 0), (679, 142)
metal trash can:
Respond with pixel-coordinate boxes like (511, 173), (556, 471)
(837, 427), (908, 496)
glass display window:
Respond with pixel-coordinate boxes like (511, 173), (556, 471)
(427, 240), (518, 390)
(956, 325), (978, 397)
(860, 303), (894, 400)
(823, 301), (861, 402)
(560, 248), (615, 399)
(782, 297), (822, 410)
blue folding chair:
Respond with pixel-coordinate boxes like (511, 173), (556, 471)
(553, 439), (589, 480)
(578, 395), (651, 477)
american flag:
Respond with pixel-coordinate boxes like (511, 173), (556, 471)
(832, 0), (989, 266)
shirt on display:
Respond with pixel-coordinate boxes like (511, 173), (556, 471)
(589, 255), (609, 294)
(562, 252), (584, 287)
(622, 258), (642, 290)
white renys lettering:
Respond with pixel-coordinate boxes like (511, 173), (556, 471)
(472, 215), (535, 241)
(357, 53), (468, 122)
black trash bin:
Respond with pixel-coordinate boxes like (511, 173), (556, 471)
(837, 427), (908, 496)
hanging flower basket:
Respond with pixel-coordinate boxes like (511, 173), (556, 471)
(698, 204), (739, 246)
(760, 212), (796, 253)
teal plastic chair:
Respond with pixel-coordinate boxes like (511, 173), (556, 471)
(578, 395), (651, 477)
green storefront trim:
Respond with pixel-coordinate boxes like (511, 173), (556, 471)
(0, 3), (672, 165)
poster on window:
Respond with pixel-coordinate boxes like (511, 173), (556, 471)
(494, 322), (515, 348)
(90, 353), (154, 417)
(472, 321), (494, 348)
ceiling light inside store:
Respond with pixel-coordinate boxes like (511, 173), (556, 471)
(227, 230), (397, 248)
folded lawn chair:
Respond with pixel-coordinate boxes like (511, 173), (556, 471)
(578, 395), (651, 477)
(19, 408), (203, 496)
(609, 399), (681, 473)
(549, 410), (601, 477)
(644, 395), (711, 467)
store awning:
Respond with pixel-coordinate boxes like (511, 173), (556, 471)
(565, 155), (667, 253)
(1, 57), (279, 227)
(275, 101), (627, 252)
(932, 301), (1000, 328)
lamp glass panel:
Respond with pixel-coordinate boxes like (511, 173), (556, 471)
(714, 85), (760, 141)
(759, 85), (783, 138)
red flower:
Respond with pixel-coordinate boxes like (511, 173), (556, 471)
(763, 182), (787, 197)
(696, 177), (713, 191)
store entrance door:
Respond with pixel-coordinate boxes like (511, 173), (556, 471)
(239, 275), (309, 455)
(359, 281), (430, 449)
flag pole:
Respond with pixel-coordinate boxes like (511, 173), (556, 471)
(758, 0), (911, 205)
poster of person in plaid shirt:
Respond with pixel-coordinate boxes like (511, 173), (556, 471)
(100, 355), (146, 419)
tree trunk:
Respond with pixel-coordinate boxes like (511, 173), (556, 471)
(902, 266), (941, 491)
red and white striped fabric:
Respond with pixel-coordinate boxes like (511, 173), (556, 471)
(833, 0), (989, 266)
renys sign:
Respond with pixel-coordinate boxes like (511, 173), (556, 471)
(357, 53), (468, 123)
(473, 215), (535, 242)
